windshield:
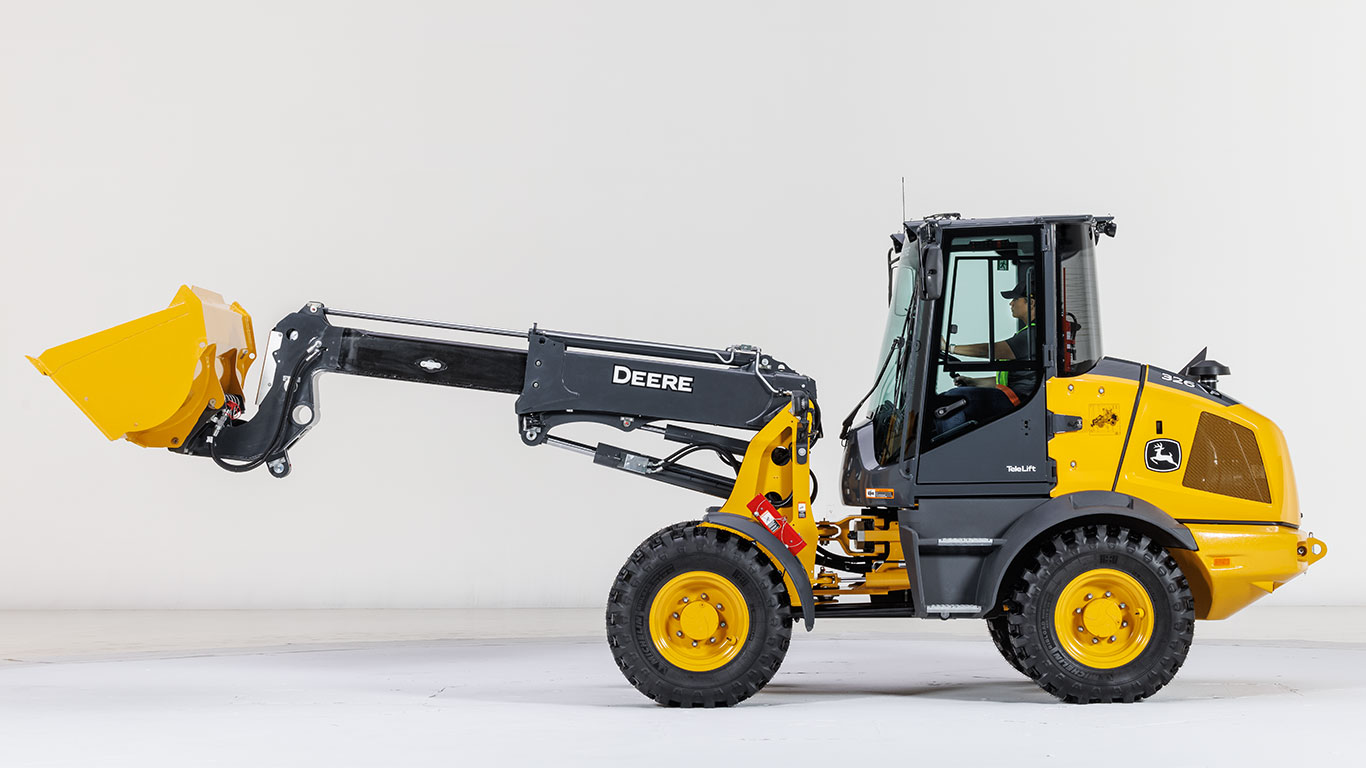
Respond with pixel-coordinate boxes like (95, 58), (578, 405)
(866, 254), (920, 465)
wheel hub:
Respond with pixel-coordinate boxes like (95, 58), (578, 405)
(1053, 568), (1155, 669)
(680, 601), (721, 640)
(1081, 598), (1124, 637)
(648, 570), (750, 672)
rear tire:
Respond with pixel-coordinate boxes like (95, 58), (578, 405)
(606, 523), (792, 707)
(1005, 524), (1194, 703)
(986, 616), (1026, 676)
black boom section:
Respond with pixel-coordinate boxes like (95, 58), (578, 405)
(179, 306), (531, 466)
(336, 328), (526, 394)
(517, 333), (815, 430)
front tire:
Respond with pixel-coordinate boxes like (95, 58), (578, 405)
(1005, 525), (1195, 703)
(606, 523), (792, 707)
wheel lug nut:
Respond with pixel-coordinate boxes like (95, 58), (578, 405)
(675, 631), (683, 637)
(1119, 603), (1126, 609)
(720, 622), (726, 628)
(716, 603), (723, 610)
(1092, 638), (1100, 644)
(1122, 621), (1128, 628)
(672, 612), (679, 619)
(1105, 591), (1112, 598)
(682, 597), (689, 603)
(709, 638), (716, 644)
(1074, 608), (1082, 614)
(1078, 626), (1085, 633)
(691, 641), (698, 647)
(701, 594), (708, 600)
(1085, 593), (1093, 600)
(1109, 636), (1117, 642)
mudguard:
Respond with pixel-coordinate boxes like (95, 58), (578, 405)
(701, 511), (816, 631)
(973, 490), (1196, 612)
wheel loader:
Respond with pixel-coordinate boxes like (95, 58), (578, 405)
(29, 213), (1326, 706)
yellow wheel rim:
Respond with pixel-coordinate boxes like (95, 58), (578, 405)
(1053, 568), (1155, 669)
(648, 571), (750, 672)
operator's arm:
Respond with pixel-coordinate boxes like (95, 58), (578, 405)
(947, 340), (1015, 360)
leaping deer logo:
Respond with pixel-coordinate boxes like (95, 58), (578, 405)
(1145, 439), (1181, 472)
(1150, 444), (1177, 467)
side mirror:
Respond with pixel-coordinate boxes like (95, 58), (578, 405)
(920, 243), (944, 300)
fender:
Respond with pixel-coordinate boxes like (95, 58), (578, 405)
(973, 490), (1197, 612)
(701, 511), (816, 632)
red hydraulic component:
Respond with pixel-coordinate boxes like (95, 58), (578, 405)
(747, 494), (807, 556)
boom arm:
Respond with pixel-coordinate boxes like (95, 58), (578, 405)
(173, 301), (819, 490)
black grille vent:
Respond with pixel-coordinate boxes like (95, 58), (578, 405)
(1182, 412), (1271, 504)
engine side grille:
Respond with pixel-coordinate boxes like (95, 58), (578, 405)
(1182, 411), (1272, 504)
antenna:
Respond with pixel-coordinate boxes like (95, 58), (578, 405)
(901, 176), (906, 222)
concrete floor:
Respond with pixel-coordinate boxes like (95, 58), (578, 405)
(1, 608), (1362, 767)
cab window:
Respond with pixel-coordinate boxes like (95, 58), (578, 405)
(1056, 223), (1104, 375)
(928, 234), (1042, 444)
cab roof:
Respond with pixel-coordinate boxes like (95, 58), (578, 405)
(907, 213), (1115, 236)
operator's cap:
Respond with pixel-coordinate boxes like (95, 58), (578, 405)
(1000, 281), (1031, 300)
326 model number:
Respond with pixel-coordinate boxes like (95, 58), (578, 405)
(1160, 372), (1197, 389)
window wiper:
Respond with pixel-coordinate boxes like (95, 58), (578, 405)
(839, 301), (916, 441)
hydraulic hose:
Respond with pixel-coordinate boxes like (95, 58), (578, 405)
(209, 350), (319, 473)
(648, 442), (743, 475)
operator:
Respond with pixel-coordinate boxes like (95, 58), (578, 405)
(935, 281), (1039, 435)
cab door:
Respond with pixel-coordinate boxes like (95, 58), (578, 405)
(913, 227), (1054, 491)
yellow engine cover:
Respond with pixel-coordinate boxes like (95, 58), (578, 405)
(1046, 367), (1323, 620)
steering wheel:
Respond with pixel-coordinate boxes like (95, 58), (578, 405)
(938, 347), (975, 388)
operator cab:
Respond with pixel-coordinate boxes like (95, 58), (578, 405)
(843, 214), (1112, 504)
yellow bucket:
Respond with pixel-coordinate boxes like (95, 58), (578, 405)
(29, 285), (256, 448)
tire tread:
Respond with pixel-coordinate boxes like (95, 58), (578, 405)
(1004, 524), (1195, 703)
(605, 522), (791, 708)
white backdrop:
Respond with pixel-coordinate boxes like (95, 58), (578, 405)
(3, 1), (1361, 608)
